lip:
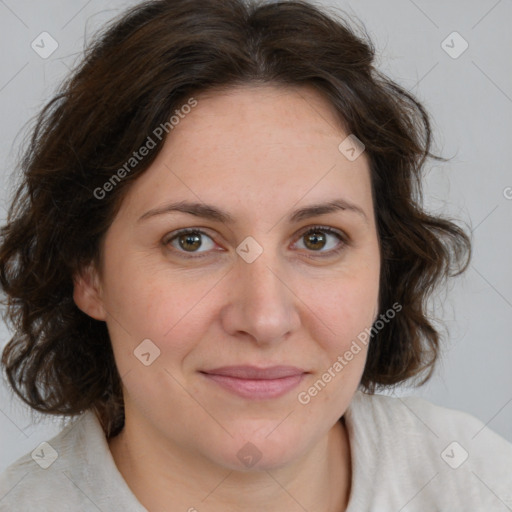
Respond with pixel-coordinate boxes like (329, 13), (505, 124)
(200, 365), (307, 400)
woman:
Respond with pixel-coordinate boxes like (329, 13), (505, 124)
(0, 0), (510, 510)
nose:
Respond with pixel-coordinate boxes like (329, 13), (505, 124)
(219, 246), (301, 347)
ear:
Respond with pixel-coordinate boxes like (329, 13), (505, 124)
(73, 263), (107, 321)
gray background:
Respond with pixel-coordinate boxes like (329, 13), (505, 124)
(1, 0), (511, 472)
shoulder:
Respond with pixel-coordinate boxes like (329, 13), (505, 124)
(348, 390), (507, 441)
(344, 390), (512, 510)
(0, 410), (146, 512)
(0, 412), (91, 511)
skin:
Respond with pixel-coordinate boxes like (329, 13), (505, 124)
(74, 84), (381, 512)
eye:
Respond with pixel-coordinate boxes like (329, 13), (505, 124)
(293, 226), (347, 257)
(164, 229), (217, 258)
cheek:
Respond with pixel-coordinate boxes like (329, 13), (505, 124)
(304, 264), (379, 350)
(295, 276), (375, 414)
(101, 252), (221, 361)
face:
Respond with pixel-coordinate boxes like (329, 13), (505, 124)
(75, 84), (381, 471)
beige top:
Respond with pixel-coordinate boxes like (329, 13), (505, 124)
(1, 390), (511, 511)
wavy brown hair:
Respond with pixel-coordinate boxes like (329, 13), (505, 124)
(0, 0), (471, 437)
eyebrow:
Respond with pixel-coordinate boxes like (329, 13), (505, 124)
(138, 198), (368, 225)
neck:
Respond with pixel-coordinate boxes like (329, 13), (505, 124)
(108, 414), (352, 512)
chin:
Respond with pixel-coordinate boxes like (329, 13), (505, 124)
(206, 427), (309, 472)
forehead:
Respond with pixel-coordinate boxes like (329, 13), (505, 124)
(177, 84), (352, 156)
(119, 84), (374, 225)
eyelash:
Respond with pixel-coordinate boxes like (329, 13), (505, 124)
(163, 225), (348, 260)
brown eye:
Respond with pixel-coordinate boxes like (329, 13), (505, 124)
(303, 230), (327, 251)
(295, 226), (347, 257)
(178, 232), (202, 252)
(165, 229), (216, 257)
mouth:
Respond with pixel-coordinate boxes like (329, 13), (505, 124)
(200, 365), (308, 400)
